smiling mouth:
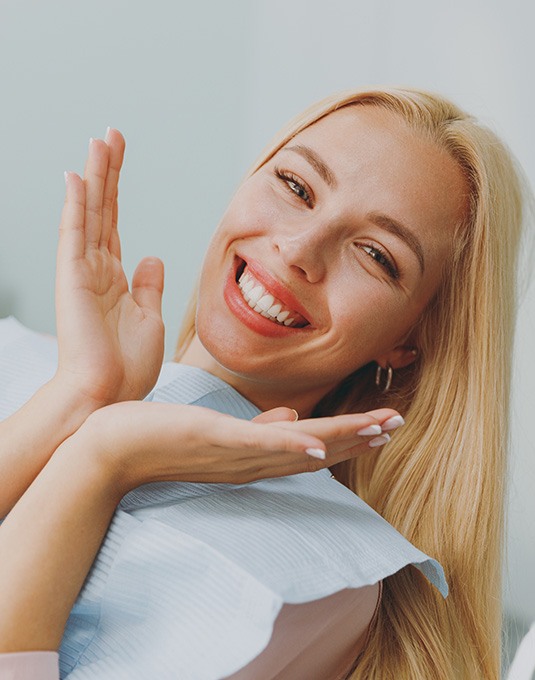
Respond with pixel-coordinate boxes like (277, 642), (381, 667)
(235, 260), (310, 328)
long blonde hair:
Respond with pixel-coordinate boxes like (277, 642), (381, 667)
(175, 88), (528, 679)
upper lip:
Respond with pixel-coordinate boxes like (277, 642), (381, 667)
(237, 255), (315, 327)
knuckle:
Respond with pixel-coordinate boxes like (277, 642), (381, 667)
(240, 427), (264, 451)
(85, 205), (102, 219)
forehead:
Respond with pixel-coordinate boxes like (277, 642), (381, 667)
(280, 106), (468, 243)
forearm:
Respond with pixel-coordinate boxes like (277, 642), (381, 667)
(0, 428), (122, 652)
(0, 377), (101, 517)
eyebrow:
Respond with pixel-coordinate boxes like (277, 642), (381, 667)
(368, 212), (425, 274)
(281, 144), (425, 274)
(282, 144), (338, 188)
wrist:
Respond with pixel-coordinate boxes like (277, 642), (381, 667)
(78, 401), (194, 496)
(63, 421), (131, 505)
(0, 376), (112, 518)
(47, 371), (108, 419)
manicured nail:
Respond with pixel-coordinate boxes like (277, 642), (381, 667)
(105, 126), (111, 142)
(357, 424), (382, 436)
(306, 448), (326, 460)
(89, 137), (95, 148)
(381, 415), (405, 432)
(290, 408), (299, 422)
(368, 433), (391, 448)
(64, 171), (69, 184)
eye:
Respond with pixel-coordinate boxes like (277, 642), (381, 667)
(359, 244), (400, 280)
(274, 168), (313, 207)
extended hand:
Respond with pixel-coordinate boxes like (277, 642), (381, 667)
(80, 401), (402, 495)
(55, 131), (164, 405)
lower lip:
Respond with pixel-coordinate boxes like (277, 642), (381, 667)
(223, 260), (310, 338)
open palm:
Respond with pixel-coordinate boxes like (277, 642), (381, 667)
(55, 131), (164, 406)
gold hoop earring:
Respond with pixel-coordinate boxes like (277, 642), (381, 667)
(375, 363), (393, 393)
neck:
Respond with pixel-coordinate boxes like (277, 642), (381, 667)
(176, 334), (330, 418)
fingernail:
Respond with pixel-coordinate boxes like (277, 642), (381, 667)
(290, 408), (299, 422)
(89, 137), (95, 148)
(306, 447), (326, 460)
(357, 424), (382, 436)
(105, 127), (111, 142)
(381, 415), (405, 432)
(369, 434), (391, 448)
(64, 171), (69, 184)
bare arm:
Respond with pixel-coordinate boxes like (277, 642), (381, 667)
(0, 428), (120, 652)
(0, 379), (102, 518)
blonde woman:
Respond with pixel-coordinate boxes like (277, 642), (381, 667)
(0, 87), (528, 679)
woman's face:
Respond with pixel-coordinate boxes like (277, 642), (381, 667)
(189, 105), (468, 414)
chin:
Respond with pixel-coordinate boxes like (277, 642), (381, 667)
(195, 312), (265, 375)
(198, 319), (308, 393)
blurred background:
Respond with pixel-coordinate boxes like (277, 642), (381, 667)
(0, 0), (533, 672)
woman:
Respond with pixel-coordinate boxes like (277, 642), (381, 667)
(0, 87), (528, 679)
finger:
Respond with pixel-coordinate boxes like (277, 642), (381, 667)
(132, 257), (164, 317)
(328, 434), (391, 467)
(57, 172), (86, 263)
(324, 431), (392, 456)
(100, 128), (126, 248)
(108, 189), (121, 260)
(364, 408), (405, 431)
(364, 408), (402, 422)
(83, 138), (110, 248)
(273, 412), (384, 441)
(252, 407), (299, 424)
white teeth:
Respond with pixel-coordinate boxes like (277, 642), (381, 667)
(267, 303), (282, 317)
(237, 265), (307, 328)
(248, 285), (263, 304)
(257, 294), (275, 311)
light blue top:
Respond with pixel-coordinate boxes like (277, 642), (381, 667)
(58, 363), (447, 680)
(0, 319), (448, 680)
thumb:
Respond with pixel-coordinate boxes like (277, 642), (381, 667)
(252, 407), (299, 424)
(132, 257), (164, 317)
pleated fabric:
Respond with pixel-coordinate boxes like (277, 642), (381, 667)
(0, 317), (57, 420)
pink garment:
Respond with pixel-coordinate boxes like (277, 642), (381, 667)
(0, 584), (380, 680)
(0, 651), (59, 680)
(225, 582), (382, 680)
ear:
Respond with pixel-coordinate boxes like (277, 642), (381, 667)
(375, 345), (419, 371)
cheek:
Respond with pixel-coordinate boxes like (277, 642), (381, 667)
(328, 281), (421, 357)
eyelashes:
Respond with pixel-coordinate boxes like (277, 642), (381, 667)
(273, 167), (400, 281)
(274, 168), (313, 207)
(358, 244), (399, 280)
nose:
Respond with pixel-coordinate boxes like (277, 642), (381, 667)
(271, 223), (330, 283)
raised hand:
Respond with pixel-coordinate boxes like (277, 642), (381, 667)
(0, 131), (166, 516)
(56, 130), (164, 406)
